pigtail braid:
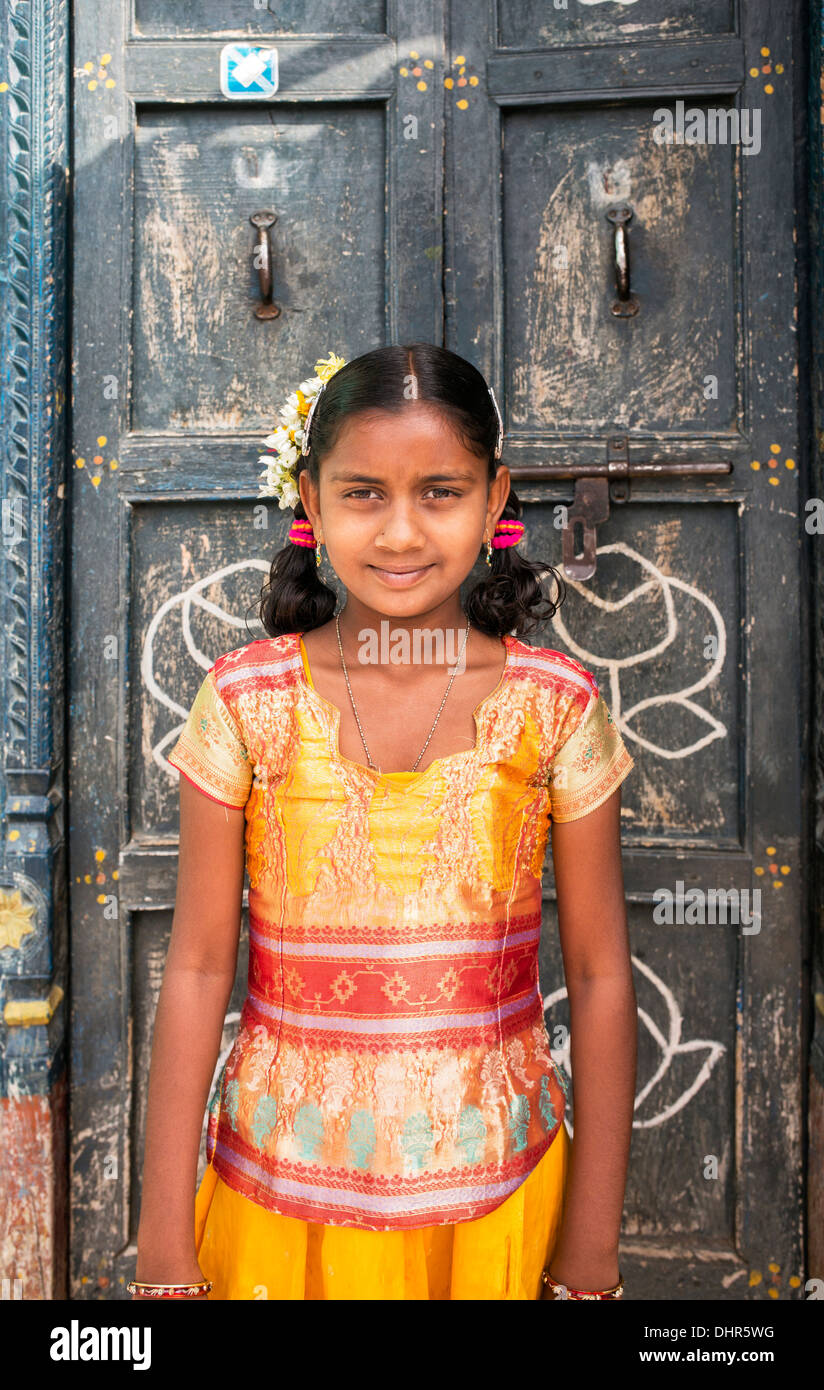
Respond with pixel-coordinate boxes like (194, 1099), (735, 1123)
(463, 486), (567, 638)
(258, 456), (337, 637)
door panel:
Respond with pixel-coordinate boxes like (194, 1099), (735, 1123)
(134, 1), (386, 39)
(133, 106), (385, 432)
(447, 0), (805, 1297)
(542, 900), (736, 1235)
(523, 500), (742, 840)
(131, 504), (269, 835)
(69, 0), (444, 1295)
(502, 102), (737, 433)
(497, 1), (735, 47)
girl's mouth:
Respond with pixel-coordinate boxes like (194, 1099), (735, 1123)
(368, 564), (434, 588)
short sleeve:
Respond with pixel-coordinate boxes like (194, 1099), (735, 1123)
(167, 668), (253, 809)
(548, 689), (634, 823)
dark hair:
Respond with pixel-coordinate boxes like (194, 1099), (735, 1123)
(257, 343), (566, 638)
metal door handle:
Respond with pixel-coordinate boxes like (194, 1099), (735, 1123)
(606, 205), (639, 317)
(250, 211), (281, 320)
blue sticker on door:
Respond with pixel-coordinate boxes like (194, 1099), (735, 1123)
(220, 44), (279, 99)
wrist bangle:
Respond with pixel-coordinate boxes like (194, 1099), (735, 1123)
(541, 1268), (624, 1300)
(127, 1279), (212, 1298)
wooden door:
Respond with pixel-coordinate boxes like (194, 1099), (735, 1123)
(447, 0), (806, 1297)
(70, 0), (808, 1299)
(68, 0), (443, 1297)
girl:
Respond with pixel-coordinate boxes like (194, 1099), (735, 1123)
(131, 343), (636, 1302)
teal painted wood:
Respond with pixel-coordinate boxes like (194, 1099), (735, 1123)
(0, 0), (70, 1299)
(0, 0), (70, 1094)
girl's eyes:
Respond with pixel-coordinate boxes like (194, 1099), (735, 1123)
(343, 488), (459, 500)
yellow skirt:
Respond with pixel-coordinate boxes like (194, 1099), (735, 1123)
(194, 1123), (570, 1300)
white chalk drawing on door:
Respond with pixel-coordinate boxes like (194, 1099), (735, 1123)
(143, 559), (270, 772)
(544, 954), (726, 1134)
(548, 540), (728, 759)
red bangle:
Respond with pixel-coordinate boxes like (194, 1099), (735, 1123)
(541, 1268), (624, 1300)
(127, 1279), (212, 1298)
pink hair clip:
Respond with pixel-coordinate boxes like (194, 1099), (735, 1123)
(492, 519), (525, 548)
(288, 519), (316, 548)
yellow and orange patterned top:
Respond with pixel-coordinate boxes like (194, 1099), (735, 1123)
(167, 630), (634, 1232)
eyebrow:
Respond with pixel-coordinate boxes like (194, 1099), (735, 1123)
(327, 470), (479, 484)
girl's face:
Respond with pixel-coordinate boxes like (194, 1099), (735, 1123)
(298, 402), (511, 621)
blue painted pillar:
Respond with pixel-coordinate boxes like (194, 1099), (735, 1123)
(0, 0), (70, 1299)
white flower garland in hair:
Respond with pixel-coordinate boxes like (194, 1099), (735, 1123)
(257, 351), (347, 508)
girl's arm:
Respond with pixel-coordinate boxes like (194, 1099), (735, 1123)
(133, 774), (246, 1294)
(545, 785), (637, 1296)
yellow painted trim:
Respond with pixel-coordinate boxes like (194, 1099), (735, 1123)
(4, 983), (64, 1027)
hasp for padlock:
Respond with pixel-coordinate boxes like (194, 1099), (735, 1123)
(561, 477), (610, 580)
(560, 436), (630, 580)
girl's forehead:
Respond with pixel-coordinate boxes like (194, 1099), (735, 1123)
(331, 404), (475, 454)
(339, 401), (444, 431)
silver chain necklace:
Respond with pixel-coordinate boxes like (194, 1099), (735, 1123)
(335, 612), (472, 772)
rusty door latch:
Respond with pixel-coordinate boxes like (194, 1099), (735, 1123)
(561, 436), (628, 580)
(510, 436), (732, 582)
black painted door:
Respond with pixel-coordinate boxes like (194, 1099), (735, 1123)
(68, 0), (444, 1298)
(69, 0), (806, 1299)
(446, 1), (805, 1298)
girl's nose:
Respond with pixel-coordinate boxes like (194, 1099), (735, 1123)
(374, 508), (428, 547)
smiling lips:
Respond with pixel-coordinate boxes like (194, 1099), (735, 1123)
(368, 564), (434, 587)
